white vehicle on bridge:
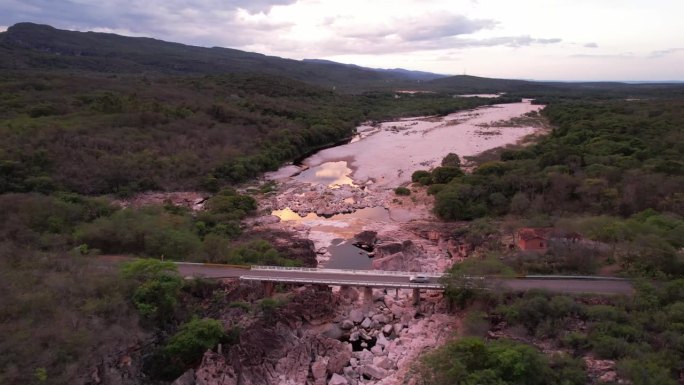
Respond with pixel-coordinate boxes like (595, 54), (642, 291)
(409, 274), (429, 283)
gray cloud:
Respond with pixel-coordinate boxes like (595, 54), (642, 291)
(649, 48), (683, 58)
(333, 13), (496, 42)
(571, 49), (684, 60)
(396, 14), (497, 41)
(0, 0), (562, 60)
(0, 0), (296, 46)
(584, 42), (598, 48)
(264, 33), (563, 57)
(571, 52), (635, 59)
(228, 0), (297, 12)
(470, 36), (562, 48)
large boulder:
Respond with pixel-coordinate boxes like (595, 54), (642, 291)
(360, 317), (372, 329)
(328, 373), (349, 385)
(372, 314), (389, 324)
(353, 349), (374, 364)
(354, 231), (377, 246)
(373, 357), (394, 371)
(311, 356), (329, 385)
(372, 240), (423, 271)
(383, 295), (395, 309)
(361, 364), (388, 380)
(393, 323), (404, 335)
(349, 309), (364, 323)
(172, 370), (195, 385)
(376, 333), (389, 348)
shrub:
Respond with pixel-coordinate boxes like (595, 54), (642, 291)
(150, 318), (226, 379)
(441, 152), (461, 168)
(228, 301), (251, 311)
(411, 170), (432, 185)
(418, 337), (558, 385)
(426, 183), (446, 195)
(394, 186), (411, 196)
(561, 332), (591, 353)
(431, 166), (463, 184)
(473, 161), (507, 176)
(618, 358), (677, 385)
(163, 318), (225, 366)
(260, 297), (287, 316)
(121, 259), (183, 324)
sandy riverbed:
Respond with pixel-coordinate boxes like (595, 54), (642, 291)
(299, 100), (543, 190)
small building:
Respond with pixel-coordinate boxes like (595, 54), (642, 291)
(517, 228), (549, 252)
(516, 228), (582, 252)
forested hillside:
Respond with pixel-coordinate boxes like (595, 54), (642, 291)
(0, 22), (441, 92)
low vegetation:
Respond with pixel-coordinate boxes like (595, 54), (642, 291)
(394, 186), (411, 196)
(437, 283), (684, 385)
(416, 336), (585, 385)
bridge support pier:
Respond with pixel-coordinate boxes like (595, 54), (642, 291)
(412, 288), (421, 306)
(363, 286), (373, 303)
(262, 281), (275, 297)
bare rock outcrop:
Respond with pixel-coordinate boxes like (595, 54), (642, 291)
(372, 240), (423, 271)
(191, 288), (350, 385)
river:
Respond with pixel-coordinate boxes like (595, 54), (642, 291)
(260, 99), (545, 270)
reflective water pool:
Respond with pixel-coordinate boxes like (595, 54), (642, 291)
(325, 239), (373, 269)
(271, 206), (389, 269)
(294, 161), (355, 187)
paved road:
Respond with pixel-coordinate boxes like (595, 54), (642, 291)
(175, 263), (633, 295)
(492, 278), (633, 296)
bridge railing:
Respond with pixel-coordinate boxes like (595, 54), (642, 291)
(240, 275), (445, 289)
(250, 265), (446, 278)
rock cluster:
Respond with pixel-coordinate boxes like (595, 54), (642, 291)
(330, 288), (453, 385)
(265, 183), (383, 217)
(185, 288), (351, 385)
(113, 191), (208, 211)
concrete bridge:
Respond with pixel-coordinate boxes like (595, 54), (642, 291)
(175, 262), (634, 304)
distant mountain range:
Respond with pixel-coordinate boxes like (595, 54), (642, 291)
(1, 22), (682, 94)
(301, 59), (446, 81)
(0, 22), (445, 92)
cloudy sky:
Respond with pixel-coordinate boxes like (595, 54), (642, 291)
(1, 0), (683, 80)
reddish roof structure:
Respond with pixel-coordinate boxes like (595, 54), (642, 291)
(517, 228), (582, 241)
